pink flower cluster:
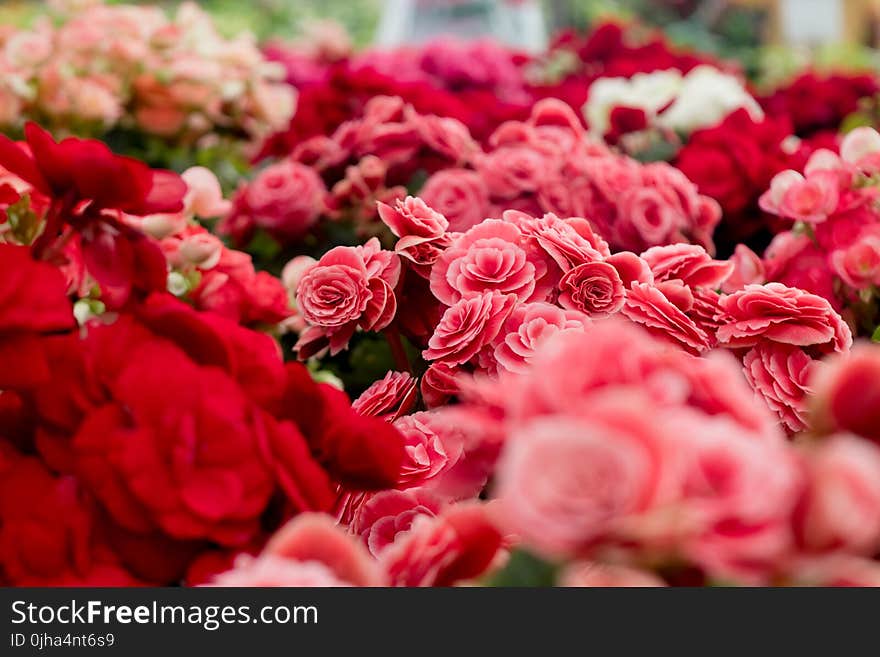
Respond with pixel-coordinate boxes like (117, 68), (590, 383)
(0, 1), (294, 141)
(755, 128), (880, 319)
(436, 320), (880, 586)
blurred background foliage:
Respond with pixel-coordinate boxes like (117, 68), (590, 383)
(2, 0), (878, 80)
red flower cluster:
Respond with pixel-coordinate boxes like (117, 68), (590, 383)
(0, 133), (407, 585)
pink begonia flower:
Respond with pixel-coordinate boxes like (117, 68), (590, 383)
(714, 283), (852, 353)
(559, 562), (666, 587)
(495, 396), (678, 559)
(794, 434), (880, 555)
(239, 158), (327, 241)
(378, 196), (451, 277)
(210, 514), (385, 586)
(420, 362), (463, 409)
(504, 210), (609, 271)
(352, 371), (417, 420)
(743, 342), (816, 434)
(351, 489), (444, 557)
(830, 236), (880, 290)
(676, 416), (803, 585)
(721, 244), (765, 293)
(811, 344), (880, 444)
(557, 262), (626, 318)
(621, 282), (712, 354)
(840, 126), (880, 173)
(295, 238), (401, 358)
(492, 302), (591, 374)
(392, 411), (465, 490)
(181, 166), (231, 218)
(380, 502), (504, 587)
(430, 219), (553, 305)
(640, 243), (734, 289)
(419, 169), (491, 233)
(423, 291), (517, 365)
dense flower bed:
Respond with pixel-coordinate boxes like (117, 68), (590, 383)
(4, 1), (880, 587)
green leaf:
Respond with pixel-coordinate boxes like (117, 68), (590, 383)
(871, 326), (880, 343)
(484, 549), (559, 588)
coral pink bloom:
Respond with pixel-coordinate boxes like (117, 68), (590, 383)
(778, 171), (840, 225)
(830, 236), (880, 290)
(430, 220), (551, 305)
(213, 514), (385, 586)
(678, 417), (802, 585)
(505, 210), (609, 271)
(743, 342), (816, 433)
(622, 282), (712, 354)
(812, 345), (880, 444)
(381, 503), (504, 586)
(423, 291), (517, 365)
(493, 302), (591, 374)
(794, 434), (880, 555)
(352, 371), (417, 420)
(559, 562), (666, 587)
(377, 195), (448, 239)
(392, 412), (465, 489)
(557, 261), (626, 318)
(715, 283), (852, 353)
(495, 404), (673, 558)
(419, 169), (490, 233)
(722, 244), (765, 293)
(295, 238), (400, 357)
(351, 489), (444, 557)
(641, 244), (734, 289)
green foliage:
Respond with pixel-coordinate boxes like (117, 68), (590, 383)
(485, 549), (560, 587)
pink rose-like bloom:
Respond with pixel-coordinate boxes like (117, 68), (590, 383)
(506, 211), (609, 271)
(616, 187), (681, 249)
(778, 171), (840, 225)
(840, 126), (880, 173)
(295, 238), (401, 357)
(420, 362), (463, 409)
(430, 220), (552, 305)
(392, 411), (465, 489)
(743, 342), (816, 434)
(419, 169), (490, 233)
(178, 232), (223, 270)
(794, 434), (880, 555)
(244, 158), (326, 240)
(678, 417), (803, 585)
(210, 555), (355, 587)
(641, 244), (734, 289)
(812, 345), (880, 444)
(350, 489), (444, 557)
(378, 196), (451, 277)
(715, 283), (852, 353)
(722, 244), (765, 293)
(423, 291), (517, 365)
(622, 282), (712, 354)
(492, 302), (591, 375)
(830, 236), (880, 290)
(211, 513), (385, 587)
(380, 502), (504, 587)
(377, 196), (448, 240)
(181, 166), (230, 218)
(477, 145), (548, 200)
(352, 371), (417, 419)
(559, 562), (666, 587)
(495, 408), (672, 559)
(558, 261), (626, 318)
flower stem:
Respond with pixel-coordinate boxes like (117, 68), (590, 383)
(383, 327), (411, 373)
